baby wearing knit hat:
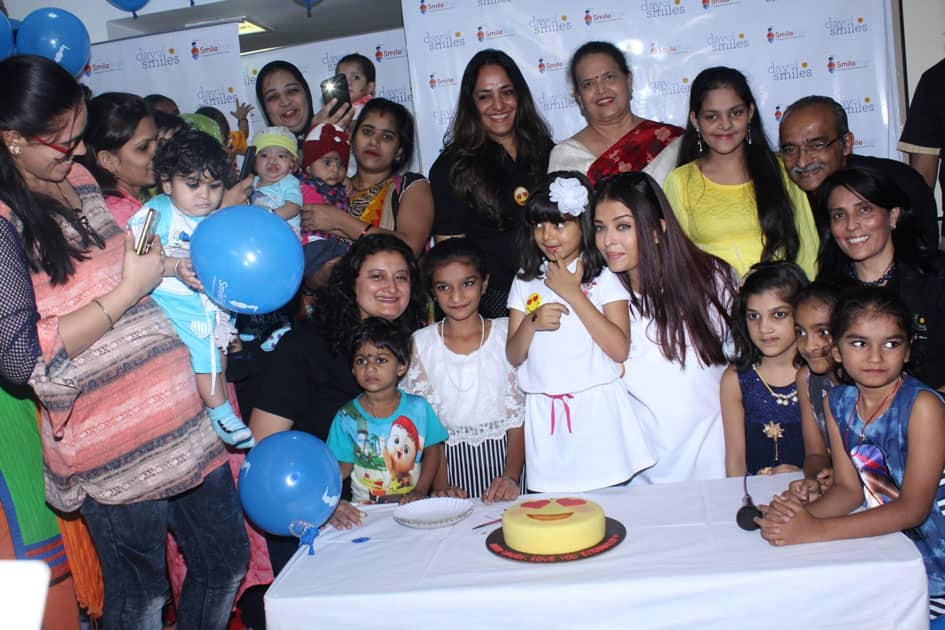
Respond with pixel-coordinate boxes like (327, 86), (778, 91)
(249, 125), (303, 233)
(299, 123), (353, 284)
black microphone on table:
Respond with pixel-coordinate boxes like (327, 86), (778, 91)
(736, 472), (762, 531)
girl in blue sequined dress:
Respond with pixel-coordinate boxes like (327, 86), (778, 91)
(759, 287), (945, 620)
(721, 262), (808, 476)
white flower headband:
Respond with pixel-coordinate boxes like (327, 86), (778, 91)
(548, 177), (588, 217)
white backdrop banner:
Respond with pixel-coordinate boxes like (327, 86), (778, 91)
(81, 23), (248, 117)
(240, 29), (416, 169)
(400, 0), (901, 174)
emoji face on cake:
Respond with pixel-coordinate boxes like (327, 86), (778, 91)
(502, 497), (605, 555)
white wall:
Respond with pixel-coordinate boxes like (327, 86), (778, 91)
(901, 0), (945, 100)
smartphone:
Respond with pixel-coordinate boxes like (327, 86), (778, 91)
(239, 145), (257, 182)
(134, 208), (158, 256)
(320, 73), (351, 117)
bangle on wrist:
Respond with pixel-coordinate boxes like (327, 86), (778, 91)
(92, 298), (114, 329)
(501, 475), (518, 485)
(174, 259), (184, 280)
(359, 223), (373, 239)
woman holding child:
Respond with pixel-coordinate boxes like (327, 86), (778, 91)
(0, 55), (248, 628)
(549, 41), (684, 185)
(249, 233), (427, 572)
(299, 98), (434, 259)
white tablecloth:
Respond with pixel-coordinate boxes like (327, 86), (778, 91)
(265, 474), (929, 629)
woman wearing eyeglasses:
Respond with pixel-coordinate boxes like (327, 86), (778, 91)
(0, 56), (248, 628)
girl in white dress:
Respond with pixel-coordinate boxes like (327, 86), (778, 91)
(401, 238), (525, 503)
(506, 172), (656, 492)
(594, 172), (737, 484)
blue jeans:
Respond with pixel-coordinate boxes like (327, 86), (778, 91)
(81, 464), (249, 630)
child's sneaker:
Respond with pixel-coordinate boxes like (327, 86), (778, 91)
(209, 402), (255, 449)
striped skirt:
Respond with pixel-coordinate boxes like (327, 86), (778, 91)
(445, 435), (524, 499)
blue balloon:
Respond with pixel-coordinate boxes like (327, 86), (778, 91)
(0, 14), (13, 62)
(107, 0), (149, 12)
(238, 431), (341, 537)
(16, 8), (90, 77)
(190, 205), (303, 315)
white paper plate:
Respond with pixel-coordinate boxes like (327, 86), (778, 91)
(393, 497), (474, 529)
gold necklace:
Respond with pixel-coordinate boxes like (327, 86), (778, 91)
(753, 364), (798, 406)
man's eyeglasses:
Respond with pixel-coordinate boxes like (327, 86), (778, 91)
(780, 137), (841, 158)
(29, 134), (83, 158)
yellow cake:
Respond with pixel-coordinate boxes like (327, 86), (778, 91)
(502, 497), (605, 555)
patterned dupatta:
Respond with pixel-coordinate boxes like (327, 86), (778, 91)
(349, 175), (402, 230)
(586, 119), (684, 186)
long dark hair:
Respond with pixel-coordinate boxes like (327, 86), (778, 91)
(353, 98), (415, 173)
(313, 233), (427, 353)
(0, 55), (93, 285)
(677, 66), (801, 265)
(517, 171), (602, 284)
(80, 92), (153, 198)
(596, 172), (735, 367)
(815, 166), (936, 279)
(730, 261), (809, 369)
(255, 60), (314, 137)
(444, 49), (552, 225)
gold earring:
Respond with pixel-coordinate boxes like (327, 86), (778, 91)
(7, 143), (20, 156)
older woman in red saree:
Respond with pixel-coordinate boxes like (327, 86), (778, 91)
(549, 41), (683, 185)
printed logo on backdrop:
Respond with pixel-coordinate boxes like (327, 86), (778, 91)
(765, 26), (806, 44)
(424, 30), (465, 51)
(529, 14), (572, 35)
(428, 73), (457, 89)
(197, 85), (239, 108)
(377, 86), (413, 105)
(768, 60), (813, 81)
(707, 31), (749, 52)
(824, 16), (869, 37)
(84, 58), (125, 76)
(701, 0), (738, 9)
(475, 24), (514, 43)
(649, 41), (690, 57)
(582, 8), (624, 26)
(827, 56), (871, 74)
(244, 67), (259, 88)
(840, 96), (875, 116)
(374, 45), (406, 63)
(640, 0), (685, 19)
(773, 105), (782, 121)
(537, 57), (566, 75)
(539, 91), (578, 112)
(432, 108), (455, 130)
(137, 46), (181, 70)
(477, 0), (511, 5)
(189, 38), (232, 61)
(648, 76), (690, 97)
(322, 52), (347, 72)
(852, 136), (878, 152)
(418, 0), (455, 14)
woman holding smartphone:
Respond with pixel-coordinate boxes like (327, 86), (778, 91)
(255, 60), (354, 143)
(0, 56), (248, 628)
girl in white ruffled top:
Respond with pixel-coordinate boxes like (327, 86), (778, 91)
(401, 238), (525, 503)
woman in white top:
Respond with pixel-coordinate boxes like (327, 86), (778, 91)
(402, 238), (525, 502)
(594, 172), (737, 483)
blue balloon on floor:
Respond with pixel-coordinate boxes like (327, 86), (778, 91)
(190, 205), (303, 315)
(16, 8), (90, 77)
(238, 431), (342, 538)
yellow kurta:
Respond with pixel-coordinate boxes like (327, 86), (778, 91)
(662, 161), (819, 279)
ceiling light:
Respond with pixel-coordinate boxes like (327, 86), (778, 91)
(238, 19), (268, 35)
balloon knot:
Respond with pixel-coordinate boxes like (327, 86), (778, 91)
(298, 526), (319, 555)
